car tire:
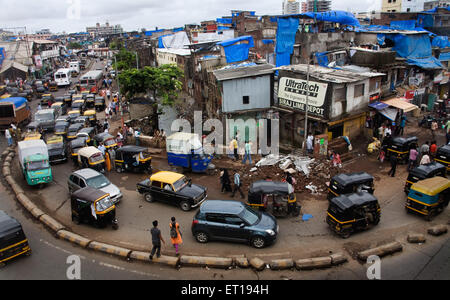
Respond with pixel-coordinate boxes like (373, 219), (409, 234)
(144, 193), (154, 203)
(195, 231), (209, 243)
(179, 201), (191, 212)
(250, 236), (266, 249)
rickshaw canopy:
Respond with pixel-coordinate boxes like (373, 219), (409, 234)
(410, 176), (450, 196)
(249, 180), (294, 195)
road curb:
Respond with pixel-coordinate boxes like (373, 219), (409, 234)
(269, 258), (294, 270)
(427, 225), (448, 236)
(357, 241), (403, 261)
(129, 251), (180, 268)
(407, 233), (426, 243)
(179, 255), (233, 269)
(295, 256), (332, 270)
(56, 230), (92, 248)
(88, 241), (132, 259)
(39, 214), (66, 233)
(249, 257), (266, 271)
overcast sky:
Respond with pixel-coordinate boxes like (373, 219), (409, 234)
(0, 0), (381, 34)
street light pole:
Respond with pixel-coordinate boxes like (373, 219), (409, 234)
(114, 54), (124, 128)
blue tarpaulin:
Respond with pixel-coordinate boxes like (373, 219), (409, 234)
(417, 14), (434, 28)
(158, 34), (173, 48)
(217, 36), (254, 63)
(302, 10), (360, 26)
(432, 36), (450, 48)
(368, 101), (389, 110)
(315, 52), (329, 67)
(218, 26), (232, 31)
(390, 20), (416, 30)
(262, 39), (274, 44)
(275, 17), (299, 67)
(172, 27), (184, 32)
(216, 18), (232, 24)
(0, 97), (28, 108)
(0, 47), (5, 66)
(439, 52), (450, 61)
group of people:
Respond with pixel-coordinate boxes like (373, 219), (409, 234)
(149, 217), (183, 259)
(4, 123), (21, 147)
(219, 169), (245, 199)
(228, 135), (253, 165)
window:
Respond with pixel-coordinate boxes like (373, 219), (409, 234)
(334, 86), (346, 102)
(243, 96), (250, 104)
(151, 180), (162, 188)
(70, 175), (79, 186)
(224, 215), (244, 225)
(206, 214), (226, 224)
(407, 8), (411, 12)
(369, 78), (380, 92)
(354, 84), (365, 98)
(79, 179), (86, 188)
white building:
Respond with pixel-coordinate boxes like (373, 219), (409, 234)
(283, 0), (300, 14)
(401, 0), (425, 12)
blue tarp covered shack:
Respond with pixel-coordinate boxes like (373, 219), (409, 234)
(217, 36), (255, 63)
(275, 17), (299, 67)
(302, 10), (360, 26)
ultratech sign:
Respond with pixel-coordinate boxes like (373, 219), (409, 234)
(278, 77), (328, 118)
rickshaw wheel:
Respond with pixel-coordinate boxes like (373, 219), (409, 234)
(180, 201), (191, 212)
(112, 223), (119, 230)
(425, 211), (435, 221)
(251, 236), (266, 248)
(72, 215), (81, 225)
(144, 193), (155, 203)
(340, 231), (351, 239)
(116, 167), (122, 173)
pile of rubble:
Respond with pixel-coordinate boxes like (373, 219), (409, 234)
(213, 154), (350, 195)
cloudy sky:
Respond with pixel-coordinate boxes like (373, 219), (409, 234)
(0, 0), (381, 34)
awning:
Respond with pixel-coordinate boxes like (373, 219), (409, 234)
(382, 98), (418, 112)
(379, 107), (398, 121)
(368, 101), (388, 110)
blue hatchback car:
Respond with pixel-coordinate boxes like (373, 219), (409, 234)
(191, 200), (279, 248)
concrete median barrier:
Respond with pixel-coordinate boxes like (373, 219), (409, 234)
(130, 251), (179, 267)
(56, 230), (92, 248)
(269, 258), (294, 270)
(295, 256), (332, 270)
(39, 214), (66, 233)
(357, 241), (403, 261)
(427, 225), (448, 236)
(9, 181), (25, 195)
(249, 257), (266, 271)
(330, 253), (348, 266)
(88, 241), (131, 258)
(407, 233), (426, 243)
(2, 166), (10, 176)
(5, 175), (14, 186)
(179, 255), (233, 269)
(16, 193), (39, 213)
(234, 257), (249, 268)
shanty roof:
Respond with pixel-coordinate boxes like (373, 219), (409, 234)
(213, 63), (274, 81)
(0, 40), (34, 67)
(276, 64), (383, 83)
(0, 61), (28, 74)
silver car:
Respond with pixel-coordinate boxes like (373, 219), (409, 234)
(68, 168), (122, 204)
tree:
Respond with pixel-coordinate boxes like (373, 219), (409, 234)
(113, 48), (137, 71)
(68, 42), (82, 49)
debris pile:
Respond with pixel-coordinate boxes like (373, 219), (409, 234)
(213, 154), (350, 195)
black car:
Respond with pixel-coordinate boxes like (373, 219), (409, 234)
(192, 200), (279, 248)
(136, 171), (207, 211)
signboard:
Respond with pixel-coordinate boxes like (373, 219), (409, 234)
(33, 55), (42, 69)
(278, 77), (328, 118)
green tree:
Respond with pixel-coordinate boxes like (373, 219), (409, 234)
(113, 48), (137, 71)
(68, 42), (82, 49)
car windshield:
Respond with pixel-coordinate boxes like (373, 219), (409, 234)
(239, 207), (260, 226)
(27, 160), (50, 171)
(95, 196), (113, 212)
(86, 174), (110, 189)
(35, 113), (53, 122)
(173, 177), (189, 191)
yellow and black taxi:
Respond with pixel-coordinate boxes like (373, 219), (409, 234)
(51, 101), (67, 116)
(404, 162), (446, 194)
(71, 99), (86, 114)
(40, 93), (54, 108)
(247, 180), (300, 217)
(382, 136), (418, 164)
(54, 121), (70, 137)
(68, 110), (81, 123)
(327, 172), (374, 200)
(83, 109), (97, 127)
(67, 123), (84, 140)
(76, 127), (96, 146)
(327, 192), (381, 238)
(63, 93), (72, 107)
(136, 171), (207, 211)
(70, 187), (118, 229)
(49, 81), (58, 92)
(115, 145), (152, 174)
(434, 145), (450, 172)
(0, 210), (31, 266)
(23, 132), (42, 141)
(45, 134), (67, 164)
(406, 176), (450, 221)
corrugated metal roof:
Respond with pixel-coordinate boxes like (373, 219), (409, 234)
(213, 63), (274, 81)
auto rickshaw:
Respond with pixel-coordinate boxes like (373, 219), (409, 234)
(35, 85), (46, 98)
(70, 187), (118, 229)
(51, 101), (67, 116)
(327, 172), (374, 200)
(0, 210), (31, 266)
(49, 81), (58, 92)
(41, 93), (54, 108)
(63, 94), (72, 107)
(81, 90), (90, 100)
(72, 94), (83, 103)
(25, 121), (42, 134)
(94, 132), (117, 149)
(23, 132), (42, 141)
(67, 123), (84, 140)
(71, 99), (86, 113)
(76, 127), (96, 146)
(94, 96), (105, 112)
(404, 162), (446, 193)
(54, 121), (69, 137)
(68, 137), (88, 164)
(434, 145), (450, 172)
(77, 146), (106, 173)
(247, 180), (301, 217)
(85, 94), (95, 108)
(83, 110), (97, 127)
(115, 145), (153, 174)
(68, 110), (81, 123)
(326, 192), (381, 238)
(405, 176), (450, 221)
(383, 136), (418, 164)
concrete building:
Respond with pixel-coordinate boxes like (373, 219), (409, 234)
(382, 0), (425, 12)
(424, 0), (450, 10)
(86, 22), (123, 38)
(283, 0), (300, 15)
(301, 1), (308, 13)
(306, 0), (331, 12)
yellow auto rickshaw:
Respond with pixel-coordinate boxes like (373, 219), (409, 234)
(23, 132), (42, 141)
(83, 110), (97, 127)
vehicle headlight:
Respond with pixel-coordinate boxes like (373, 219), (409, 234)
(265, 229), (275, 236)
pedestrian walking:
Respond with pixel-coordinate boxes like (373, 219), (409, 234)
(231, 170), (245, 199)
(242, 140), (252, 165)
(98, 143), (106, 156)
(431, 120), (438, 140)
(149, 220), (165, 260)
(399, 114), (407, 136)
(5, 127), (13, 147)
(37, 103), (42, 111)
(231, 137), (238, 160)
(134, 128), (141, 146)
(388, 154), (398, 177)
(169, 217), (182, 256)
(306, 133), (314, 154)
(111, 101), (116, 116)
(220, 169), (231, 193)
(408, 146), (418, 171)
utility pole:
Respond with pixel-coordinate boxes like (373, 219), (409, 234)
(303, 58), (310, 154)
(114, 54), (124, 128)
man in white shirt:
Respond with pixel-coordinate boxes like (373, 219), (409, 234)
(98, 144), (106, 155)
(134, 129), (141, 146)
(306, 134), (314, 154)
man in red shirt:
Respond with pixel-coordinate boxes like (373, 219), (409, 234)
(429, 141), (437, 159)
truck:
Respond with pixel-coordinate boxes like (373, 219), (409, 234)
(18, 140), (53, 186)
(166, 132), (214, 173)
(0, 97), (31, 130)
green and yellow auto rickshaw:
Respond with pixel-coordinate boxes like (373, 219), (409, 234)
(405, 176), (450, 221)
